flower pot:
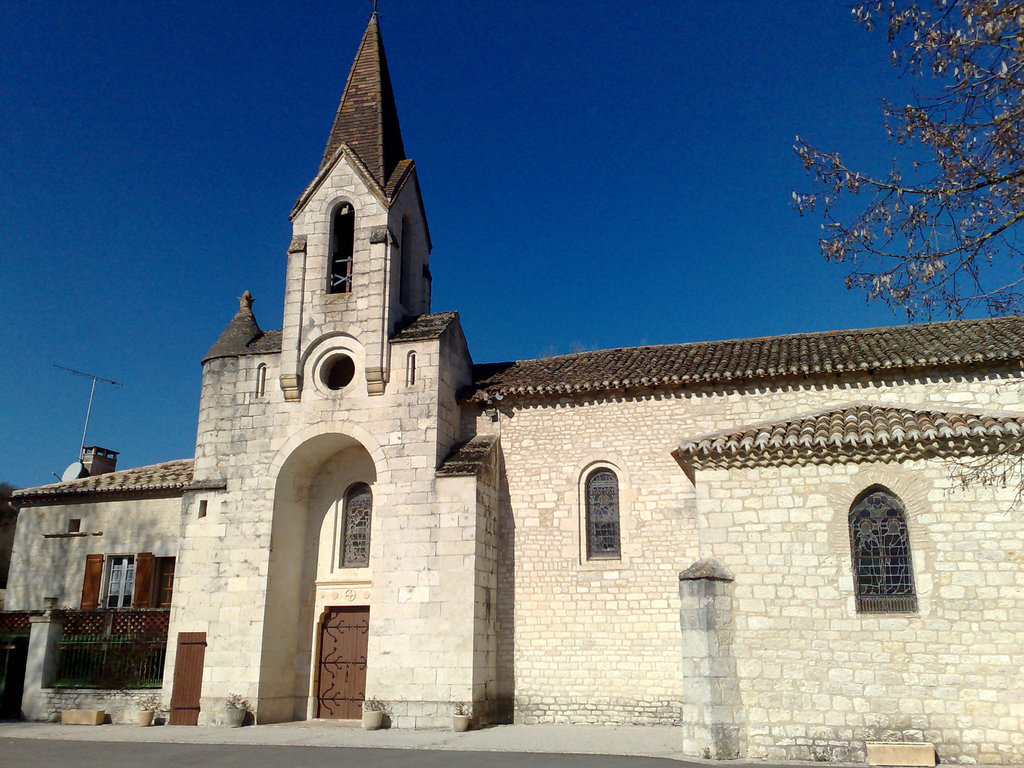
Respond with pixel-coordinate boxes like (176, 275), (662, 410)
(224, 706), (245, 728)
(362, 709), (384, 730)
(452, 714), (471, 732)
(136, 710), (155, 727)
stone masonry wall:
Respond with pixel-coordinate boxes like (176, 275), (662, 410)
(697, 458), (1024, 765)
(481, 364), (1023, 745)
(6, 496), (181, 611)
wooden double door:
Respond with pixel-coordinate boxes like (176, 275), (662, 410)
(316, 606), (369, 719)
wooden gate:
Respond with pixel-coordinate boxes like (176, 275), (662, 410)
(169, 631), (206, 725)
(316, 606), (368, 719)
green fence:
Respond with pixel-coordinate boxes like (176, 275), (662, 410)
(54, 634), (166, 689)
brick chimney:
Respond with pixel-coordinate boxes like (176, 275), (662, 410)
(81, 446), (118, 476)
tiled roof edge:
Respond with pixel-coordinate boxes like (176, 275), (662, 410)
(675, 405), (1024, 469)
(12, 459), (195, 504)
(469, 315), (1024, 403)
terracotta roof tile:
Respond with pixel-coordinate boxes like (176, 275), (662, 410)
(12, 459), (195, 504)
(677, 405), (1024, 467)
(471, 315), (1024, 401)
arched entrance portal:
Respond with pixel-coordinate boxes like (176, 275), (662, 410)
(257, 433), (379, 722)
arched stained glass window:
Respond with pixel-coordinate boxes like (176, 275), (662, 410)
(586, 469), (620, 560)
(849, 488), (917, 613)
(340, 482), (372, 567)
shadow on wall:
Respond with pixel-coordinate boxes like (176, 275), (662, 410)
(494, 447), (515, 723)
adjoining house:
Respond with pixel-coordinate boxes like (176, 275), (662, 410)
(4, 12), (1022, 765)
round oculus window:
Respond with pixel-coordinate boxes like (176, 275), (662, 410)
(321, 354), (355, 390)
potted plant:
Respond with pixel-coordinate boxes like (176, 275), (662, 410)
(452, 702), (471, 732)
(135, 695), (160, 727)
(362, 698), (386, 730)
(224, 693), (248, 728)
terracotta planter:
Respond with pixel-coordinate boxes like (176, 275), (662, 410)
(136, 710), (155, 727)
(452, 714), (471, 732)
(362, 709), (384, 730)
(224, 707), (245, 728)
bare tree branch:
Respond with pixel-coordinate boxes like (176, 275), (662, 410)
(796, 0), (1024, 319)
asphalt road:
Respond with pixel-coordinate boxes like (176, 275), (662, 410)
(0, 739), (704, 768)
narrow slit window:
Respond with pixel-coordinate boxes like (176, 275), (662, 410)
(340, 482), (372, 567)
(585, 469), (620, 560)
(255, 363), (267, 397)
(329, 203), (355, 294)
(407, 352), (416, 386)
(849, 488), (917, 613)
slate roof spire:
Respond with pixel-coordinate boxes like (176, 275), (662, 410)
(320, 13), (407, 189)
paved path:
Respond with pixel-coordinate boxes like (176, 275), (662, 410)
(0, 738), (694, 768)
(0, 721), (698, 760)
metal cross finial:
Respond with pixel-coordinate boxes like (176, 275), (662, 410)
(372, 0), (378, 16)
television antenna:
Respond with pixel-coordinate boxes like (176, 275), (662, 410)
(54, 365), (123, 480)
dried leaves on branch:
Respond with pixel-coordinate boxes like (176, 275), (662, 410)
(795, 1), (1024, 318)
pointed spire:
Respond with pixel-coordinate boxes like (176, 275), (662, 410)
(320, 14), (407, 189)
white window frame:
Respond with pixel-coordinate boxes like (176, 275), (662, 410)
(105, 555), (135, 608)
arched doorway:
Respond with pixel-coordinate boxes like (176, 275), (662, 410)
(257, 433), (379, 722)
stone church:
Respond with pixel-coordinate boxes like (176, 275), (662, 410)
(6, 13), (1023, 765)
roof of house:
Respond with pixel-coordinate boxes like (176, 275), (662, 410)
(470, 315), (1024, 402)
(12, 459), (195, 504)
(320, 14), (406, 190)
(675, 404), (1024, 468)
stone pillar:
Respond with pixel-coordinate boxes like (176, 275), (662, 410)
(22, 611), (64, 721)
(679, 559), (745, 759)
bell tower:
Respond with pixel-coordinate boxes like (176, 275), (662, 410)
(280, 12), (432, 400)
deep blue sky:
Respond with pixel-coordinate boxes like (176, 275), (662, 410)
(1, 1), (947, 487)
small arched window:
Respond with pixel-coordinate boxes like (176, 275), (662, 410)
(849, 487), (917, 613)
(255, 363), (267, 397)
(340, 482), (372, 567)
(585, 469), (620, 560)
(328, 203), (355, 294)
(406, 351), (416, 386)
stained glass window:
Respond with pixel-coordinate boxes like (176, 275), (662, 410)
(849, 488), (917, 613)
(341, 483), (372, 567)
(586, 469), (620, 560)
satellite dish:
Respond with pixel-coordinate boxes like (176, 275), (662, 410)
(61, 461), (87, 482)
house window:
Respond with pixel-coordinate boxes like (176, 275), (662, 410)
(106, 555), (135, 608)
(255, 363), (267, 397)
(585, 469), (620, 559)
(340, 482), (372, 567)
(328, 203), (355, 294)
(849, 487), (917, 613)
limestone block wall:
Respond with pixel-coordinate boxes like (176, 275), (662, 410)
(33, 689), (163, 724)
(482, 365), (1023, 727)
(695, 459), (1024, 765)
(6, 496), (181, 611)
(172, 311), (478, 725)
(283, 154), (391, 392)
